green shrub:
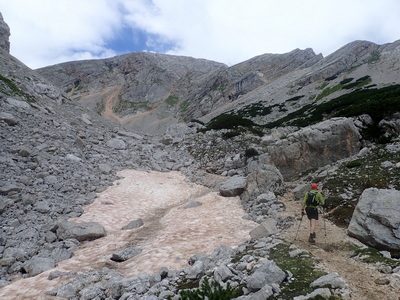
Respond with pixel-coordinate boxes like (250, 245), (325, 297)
(245, 148), (259, 158)
(345, 160), (362, 168)
(351, 247), (400, 267)
(325, 75), (338, 81)
(222, 130), (240, 139)
(205, 114), (256, 131)
(265, 84), (400, 130)
(340, 78), (354, 85)
(178, 277), (242, 300)
(269, 243), (326, 299)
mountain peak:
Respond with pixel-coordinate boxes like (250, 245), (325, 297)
(0, 12), (10, 53)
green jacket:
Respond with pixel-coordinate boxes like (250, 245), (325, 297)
(302, 189), (324, 208)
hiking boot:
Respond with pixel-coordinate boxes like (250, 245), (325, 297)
(308, 233), (316, 244)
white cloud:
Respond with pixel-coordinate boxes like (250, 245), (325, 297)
(1, 0), (122, 68)
(1, 0), (400, 69)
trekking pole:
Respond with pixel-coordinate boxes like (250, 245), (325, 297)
(322, 207), (327, 237)
(294, 213), (304, 242)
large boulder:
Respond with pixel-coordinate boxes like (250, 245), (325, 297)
(56, 221), (106, 242)
(241, 154), (285, 202)
(23, 256), (56, 277)
(267, 118), (361, 180)
(348, 188), (400, 251)
(246, 259), (286, 292)
(219, 175), (247, 197)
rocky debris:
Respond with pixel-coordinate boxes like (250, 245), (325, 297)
(46, 238), (349, 300)
(348, 188), (400, 251)
(0, 93), (197, 282)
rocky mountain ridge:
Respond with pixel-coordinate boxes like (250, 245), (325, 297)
(37, 36), (400, 135)
(1, 11), (400, 299)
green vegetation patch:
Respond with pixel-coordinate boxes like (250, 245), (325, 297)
(177, 277), (242, 300)
(269, 243), (326, 299)
(244, 148), (259, 158)
(342, 75), (371, 89)
(325, 74), (338, 81)
(201, 113), (264, 137)
(351, 247), (400, 267)
(235, 101), (273, 118)
(321, 145), (400, 227)
(113, 98), (150, 114)
(264, 84), (400, 131)
(205, 114), (256, 131)
(0, 74), (35, 102)
(315, 83), (343, 101)
(165, 96), (179, 106)
(339, 78), (354, 85)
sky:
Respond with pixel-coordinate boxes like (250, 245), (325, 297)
(1, 0), (400, 69)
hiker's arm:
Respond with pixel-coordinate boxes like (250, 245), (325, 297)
(301, 193), (307, 215)
(318, 193), (325, 206)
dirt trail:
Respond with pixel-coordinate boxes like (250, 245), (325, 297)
(279, 189), (400, 300)
(103, 87), (122, 122)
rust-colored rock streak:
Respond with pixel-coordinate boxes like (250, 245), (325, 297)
(0, 170), (257, 299)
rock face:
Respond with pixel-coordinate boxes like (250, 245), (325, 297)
(348, 188), (400, 251)
(36, 36), (400, 134)
(0, 12), (10, 53)
(267, 118), (362, 180)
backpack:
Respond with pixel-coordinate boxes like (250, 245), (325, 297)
(306, 191), (319, 207)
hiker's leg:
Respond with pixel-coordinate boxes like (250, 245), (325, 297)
(310, 219), (316, 234)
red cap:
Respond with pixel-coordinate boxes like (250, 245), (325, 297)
(311, 183), (318, 189)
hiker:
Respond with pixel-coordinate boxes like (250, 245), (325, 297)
(301, 183), (324, 243)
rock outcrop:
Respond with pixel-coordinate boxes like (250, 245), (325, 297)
(0, 12), (10, 53)
(267, 118), (362, 180)
(348, 188), (400, 251)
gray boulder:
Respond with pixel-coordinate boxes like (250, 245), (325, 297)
(267, 118), (361, 180)
(0, 112), (18, 126)
(56, 221), (106, 242)
(310, 272), (347, 289)
(293, 184), (310, 201)
(242, 155), (285, 202)
(106, 138), (126, 150)
(348, 188), (400, 250)
(23, 256), (56, 277)
(294, 288), (332, 300)
(214, 264), (234, 283)
(121, 218), (144, 230)
(219, 175), (247, 197)
(111, 247), (142, 262)
(246, 259), (286, 292)
(249, 218), (279, 239)
(235, 285), (273, 300)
